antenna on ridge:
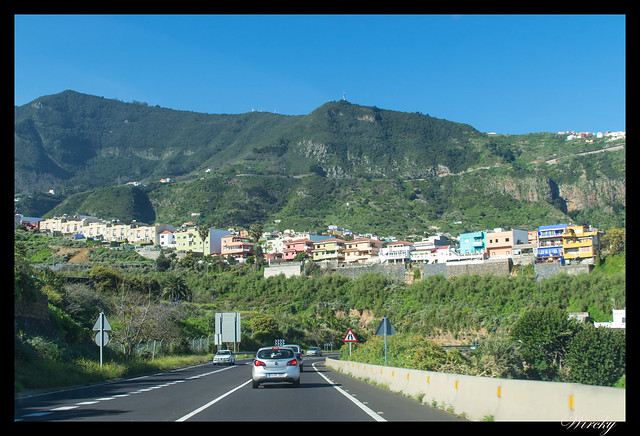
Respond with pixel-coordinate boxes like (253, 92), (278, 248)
(342, 91), (346, 101)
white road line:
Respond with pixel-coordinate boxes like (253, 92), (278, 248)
(175, 379), (252, 422)
(17, 364), (239, 421)
(312, 361), (386, 422)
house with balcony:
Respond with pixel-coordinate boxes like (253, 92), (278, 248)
(282, 238), (315, 261)
(485, 228), (529, 258)
(312, 238), (346, 263)
(221, 234), (254, 261)
(379, 241), (414, 264)
(343, 238), (383, 264)
(562, 225), (601, 262)
(537, 224), (568, 262)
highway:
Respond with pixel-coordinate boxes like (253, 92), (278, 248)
(14, 356), (465, 422)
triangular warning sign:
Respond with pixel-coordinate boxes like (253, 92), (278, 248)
(343, 328), (358, 342)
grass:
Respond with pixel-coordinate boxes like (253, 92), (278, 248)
(15, 353), (212, 396)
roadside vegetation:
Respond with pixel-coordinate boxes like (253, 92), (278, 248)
(14, 229), (625, 394)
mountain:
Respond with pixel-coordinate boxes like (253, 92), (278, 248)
(14, 91), (625, 235)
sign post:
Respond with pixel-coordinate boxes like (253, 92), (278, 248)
(92, 312), (112, 367)
(343, 328), (358, 356)
(215, 312), (241, 352)
(375, 316), (396, 365)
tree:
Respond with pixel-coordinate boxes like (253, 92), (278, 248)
(197, 226), (209, 257)
(88, 265), (122, 295)
(602, 227), (625, 255)
(156, 252), (171, 272)
(565, 325), (625, 386)
(248, 223), (264, 269)
(510, 307), (579, 380)
(161, 273), (191, 302)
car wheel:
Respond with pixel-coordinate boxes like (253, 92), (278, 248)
(292, 379), (300, 387)
(252, 380), (260, 389)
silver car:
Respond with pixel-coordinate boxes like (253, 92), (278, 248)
(252, 346), (301, 388)
(306, 347), (322, 356)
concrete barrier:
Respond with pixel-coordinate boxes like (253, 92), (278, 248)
(325, 358), (625, 422)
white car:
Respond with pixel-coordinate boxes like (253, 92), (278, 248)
(213, 350), (235, 365)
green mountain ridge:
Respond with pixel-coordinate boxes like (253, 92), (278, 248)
(15, 91), (625, 235)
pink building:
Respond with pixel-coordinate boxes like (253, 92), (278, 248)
(282, 238), (315, 261)
(485, 229), (529, 258)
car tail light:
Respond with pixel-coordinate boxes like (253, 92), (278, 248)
(286, 359), (297, 366)
(254, 359), (266, 367)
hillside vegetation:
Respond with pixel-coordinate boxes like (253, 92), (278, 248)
(15, 91), (625, 235)
(15, 230), (625, 392)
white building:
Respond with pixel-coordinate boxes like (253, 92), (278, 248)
(158, 230), (176, 249)
(594, 309), (626, 329)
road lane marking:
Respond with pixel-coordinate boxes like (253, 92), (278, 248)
(16, 364), (239, 421)
(312, 362), (386, 422)
(175, 379), (252, 421)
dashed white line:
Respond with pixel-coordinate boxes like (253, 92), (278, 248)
(16, 364), (238, 421)
(175, 379), (251, 422)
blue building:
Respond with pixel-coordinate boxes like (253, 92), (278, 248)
(536, 224), (567, 261)
(458, 231), (486, 255)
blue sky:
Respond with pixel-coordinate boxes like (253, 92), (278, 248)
(15, 14), (625, 134)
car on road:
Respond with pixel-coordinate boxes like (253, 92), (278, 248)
(306, 347), (322, 356)
(213, 350), (235, 365)
(252, 346), (301, 388)
(283, 344), (303, 371)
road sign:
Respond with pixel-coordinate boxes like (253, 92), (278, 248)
(95, 331), (110, 346)
(93, 312), (111, 367)
(375, 316), (396, 336)
(93, 313), (111, 331)
(375, 316), (396, 365)
(343, 328), (358, 343)
(215, 312), (241, 351)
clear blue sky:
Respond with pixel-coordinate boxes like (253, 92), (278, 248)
(15, 14), (625, 134)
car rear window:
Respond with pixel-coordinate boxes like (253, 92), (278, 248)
(257, 348), (294, 359)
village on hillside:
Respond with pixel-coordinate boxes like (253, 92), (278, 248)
(16, 212), (603, 268)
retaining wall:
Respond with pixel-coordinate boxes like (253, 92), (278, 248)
(325, 358), (625, 422)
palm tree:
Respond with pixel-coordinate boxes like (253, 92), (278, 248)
(161, 273), (191, 302)
(249, 223), (264, 270)
(197, 225), (209, 257)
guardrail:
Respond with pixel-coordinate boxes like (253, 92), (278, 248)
(325, 358), (625, 422)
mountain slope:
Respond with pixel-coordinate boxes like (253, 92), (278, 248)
(15, 91), (625, 234)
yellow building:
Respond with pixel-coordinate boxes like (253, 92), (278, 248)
(175, 228), (205, 253)
(312, 238), (346, 262)
(562, 225), (601, 260)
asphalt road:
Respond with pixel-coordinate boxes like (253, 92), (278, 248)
(14, 356), (466, 422)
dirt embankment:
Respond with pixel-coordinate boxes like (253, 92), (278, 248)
(51, 246), (92, 263)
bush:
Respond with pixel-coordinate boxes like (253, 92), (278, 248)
(565, 325), (625, 386)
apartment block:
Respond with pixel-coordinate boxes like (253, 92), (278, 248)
(282, 238), (315, 261)
(562, 225), (601, 261)
(537, 224), (567, 261)
(379, 241), (413, 264)
(343, 238), (383, 264)
(485, 228), (529, 258)
(221, 234), (254, 260)
(458, 231), (485, 255)
(312, 238), (346, 262)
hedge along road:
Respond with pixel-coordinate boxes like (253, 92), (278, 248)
(15, 356), (465, 422)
